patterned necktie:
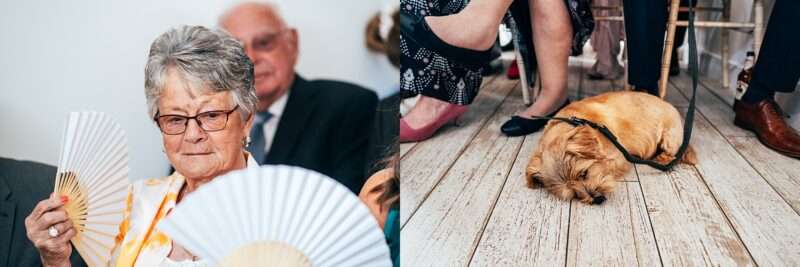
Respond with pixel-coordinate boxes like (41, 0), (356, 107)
(247, 111), (273, 164)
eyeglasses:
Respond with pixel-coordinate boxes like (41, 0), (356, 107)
(247, 28), (288, 52)
(154, 105), (240, 135)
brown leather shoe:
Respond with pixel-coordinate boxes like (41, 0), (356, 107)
(734, 99), (800, 158)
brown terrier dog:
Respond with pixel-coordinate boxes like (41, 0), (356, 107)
(525, 91), (696, 205)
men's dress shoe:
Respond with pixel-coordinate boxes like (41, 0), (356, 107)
(734, 99), (800, 158)
(400, 104), (468, 143)
(501, 99), (571, 137)
(399, 11), (500, 68)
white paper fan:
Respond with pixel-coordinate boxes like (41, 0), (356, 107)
(158, 165), (392, 267)
(54, 111), (130, 267)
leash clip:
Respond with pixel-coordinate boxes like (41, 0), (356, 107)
(568, 116), (588, 126)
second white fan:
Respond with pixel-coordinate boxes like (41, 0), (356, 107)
(158, 165), (392, 267)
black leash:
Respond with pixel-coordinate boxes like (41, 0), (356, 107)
(531, 1), (698, 172)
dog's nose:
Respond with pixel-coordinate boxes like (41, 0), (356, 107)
(592, 196), (606, 205)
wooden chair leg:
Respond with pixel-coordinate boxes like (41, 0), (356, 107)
(659, 0), (681, 99)
(722, 0), (730, 88)
(515, 49), (532, 105)
(753, 0), (764, 59)
(623, 39), (631, 91)
(618, 4), (631, 91)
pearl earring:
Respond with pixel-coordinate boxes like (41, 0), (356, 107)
(243, 136), (251, 147)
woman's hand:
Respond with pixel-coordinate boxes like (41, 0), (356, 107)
(24, 193), (76, 267)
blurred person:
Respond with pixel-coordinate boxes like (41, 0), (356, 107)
(587, 0), (624, 80)
(365, 4), (401, 175)
(593, 0), (694, 81)
(220, 3), (379, 193)
(400, 0), (593, 141)
(733, 0), (800, 159)
(621, 0), (693, 94)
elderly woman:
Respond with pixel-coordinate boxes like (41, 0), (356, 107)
(24, 25), (258, 266)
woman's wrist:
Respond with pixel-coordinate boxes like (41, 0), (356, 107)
(41, 256), (71, 267)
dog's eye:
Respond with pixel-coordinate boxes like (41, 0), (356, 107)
(579, 170), (588, 180)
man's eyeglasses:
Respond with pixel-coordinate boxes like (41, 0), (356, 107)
(154, 105), (240, 135)
(248, 28), (288, 52)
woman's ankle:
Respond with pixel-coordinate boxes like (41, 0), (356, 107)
(519, 92), (567, 117)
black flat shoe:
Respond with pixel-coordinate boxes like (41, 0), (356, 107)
(501, 99), (571, 136)
(399, 11), (500, 67)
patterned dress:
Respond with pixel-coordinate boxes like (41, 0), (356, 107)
(400, 0), (593, 105)
(400, 0), (483, 105)
(108, 154), (259, 266)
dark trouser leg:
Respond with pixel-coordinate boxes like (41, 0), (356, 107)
(671, 0), (699, 63)
(742, 0), (800, 103)
(623, 0), (667, 93)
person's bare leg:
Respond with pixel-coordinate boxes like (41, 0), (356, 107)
(423, 0), (514, 51)
(518, 0), (572, 118)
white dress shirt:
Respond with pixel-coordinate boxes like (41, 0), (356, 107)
(259, 91), (289, 154)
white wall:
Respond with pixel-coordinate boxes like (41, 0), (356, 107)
(0, 0), (397, 181)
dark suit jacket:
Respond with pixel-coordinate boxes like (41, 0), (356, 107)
(264, 75), (378, 193)
(0, 157), (87, 267)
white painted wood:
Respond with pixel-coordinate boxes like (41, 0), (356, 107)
(399, 67), (800, 266)
(729, 137), (800, 215)
(637, 164), (755, 266)
(680, 108), (800, 265)
(664, 82), (691, 107)
(566, 182), (661, 267)
(401, 90), (526, 266)
(470, 132), (571, 267)
(698, 76), (733, 106)
(400, 76), (517, 225)
(400, 143), (415, 158)
(670, 73), (753, 137)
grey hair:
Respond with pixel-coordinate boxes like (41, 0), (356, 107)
(144, 25), (257, 121)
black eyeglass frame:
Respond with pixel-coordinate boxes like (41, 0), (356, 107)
(154, 105), (240, 135)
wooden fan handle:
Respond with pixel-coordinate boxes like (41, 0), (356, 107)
(220, 241), (311, 267)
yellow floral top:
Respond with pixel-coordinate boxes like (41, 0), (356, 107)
(109, 154), (258, 266)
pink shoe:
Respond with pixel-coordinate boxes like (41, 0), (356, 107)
(400, 104), (468, 143)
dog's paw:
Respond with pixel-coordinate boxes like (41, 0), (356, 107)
(680, 145), (698, 165)
(653, 152), (677, 165)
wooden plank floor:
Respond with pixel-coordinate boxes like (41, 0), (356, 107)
(400, 63), (800, 266)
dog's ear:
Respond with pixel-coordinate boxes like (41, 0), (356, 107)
(525, 155), (544, 188)
(565, 125), (605, 159)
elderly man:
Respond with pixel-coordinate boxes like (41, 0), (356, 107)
(220, 3), (379, 193)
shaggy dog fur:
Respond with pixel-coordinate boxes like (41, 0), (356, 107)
(525, 91), (697, 205)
